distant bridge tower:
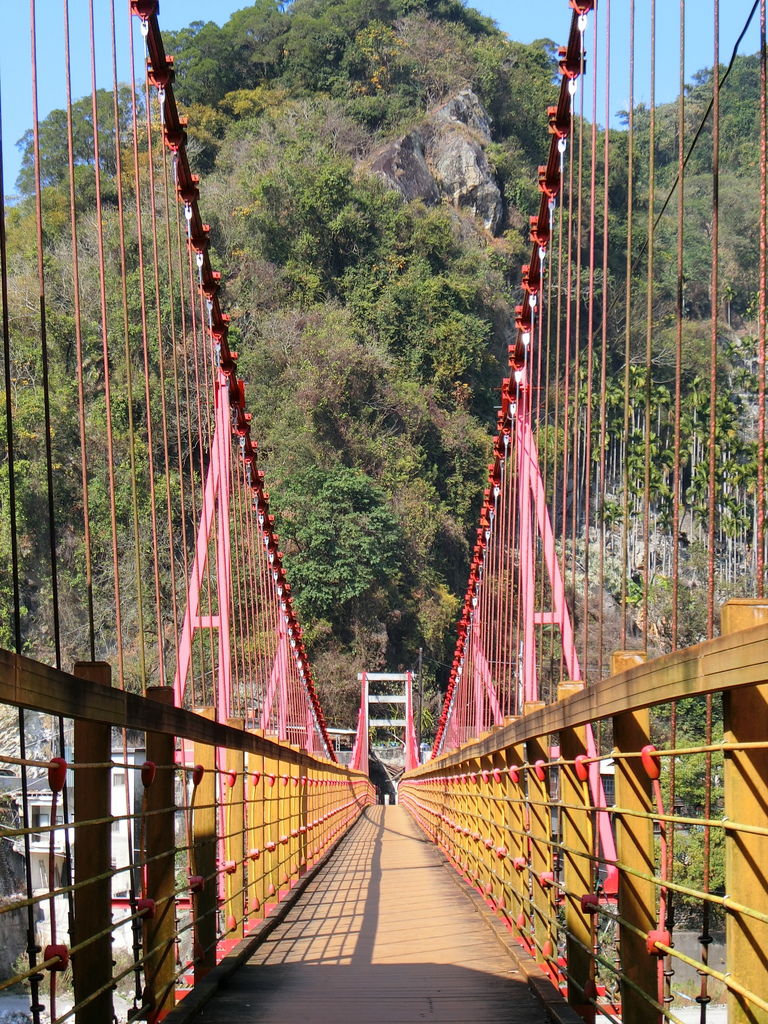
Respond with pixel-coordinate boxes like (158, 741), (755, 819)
(349, 672), (420, 783)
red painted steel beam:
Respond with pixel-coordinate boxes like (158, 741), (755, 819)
(130, 1), (334, 759)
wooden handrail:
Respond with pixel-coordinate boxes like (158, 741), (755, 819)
(408, 619), (768, 771)
(0, 648), (350, 773)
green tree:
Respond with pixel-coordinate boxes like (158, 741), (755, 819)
(273, 466), (403, 624)
(15, 87), (134, 195)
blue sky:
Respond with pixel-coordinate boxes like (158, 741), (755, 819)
(1, 0), (761, 195)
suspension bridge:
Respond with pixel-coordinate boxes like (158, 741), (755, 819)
(0, 0), (767, 1021)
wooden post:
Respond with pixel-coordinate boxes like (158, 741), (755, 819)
(264, 752), (279, 909)
(192, 709), (218, 979)
(474, 755), (488, 896)
(505, 738), (528, 934)
(298, 755), (308, 877)
(277, 754), (288, 898)
(288, 747), (301, 887)
(525, 703), (556, 976)
(721, 599), (768, 1024)
(225, 720), (245, 940)
(468, 756), (482, 892)
(318, 761), (328, 860)
(490, 750), (506, 911)
(144, 686), (177, 1021)
(310, 759), (318, 864)
(612, 698), (658, 1021)
(457, 761), (470, 881)
(72, 661), (113, 1024)
(558, 682), (595, 1023)
(245, 744), (265, 924)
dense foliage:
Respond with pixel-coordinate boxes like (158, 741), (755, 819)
(5, 0), (556, 723)
(3, 0), (766, 736)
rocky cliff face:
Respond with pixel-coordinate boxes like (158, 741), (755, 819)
(0, 707), (59, 768)
(368, 88), (503, 234)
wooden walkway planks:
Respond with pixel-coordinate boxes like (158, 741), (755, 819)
(192, 806), (547, 1023)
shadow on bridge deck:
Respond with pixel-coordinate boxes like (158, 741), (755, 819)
(188, 806), (548, 1023)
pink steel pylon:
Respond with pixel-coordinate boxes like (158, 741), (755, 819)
(259, 627), (289, 739)
(173, 372), (233, 720)
(173, 372), (294, 729)
(404, 671), (420, 771)
(514, 372), (580, 702)
(350, 670), (420, 774)
(513, 367), (618, 892)
(349, 673), (369, 775)
(471, 613), (504, 734)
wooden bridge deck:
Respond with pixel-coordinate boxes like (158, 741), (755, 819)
(190, 805), (548, 1023)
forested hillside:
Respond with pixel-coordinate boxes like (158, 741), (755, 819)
(163, 0), (566, 724)
(2, 0), (764, 728)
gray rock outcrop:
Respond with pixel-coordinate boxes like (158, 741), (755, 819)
(368, 88), (503, 234)
(429, 131), (502, 234)
(369, 133), (440, 205)
(433, 88), (492, 137)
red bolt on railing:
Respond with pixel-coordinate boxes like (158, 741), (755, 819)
(48, 758), (67, 792)
(138, 898), (156, 919)
(43, 945), (69, 972)
(141, 760), (157, 787)
(646, 930), (671, 957)
(641, 744), (661, 780)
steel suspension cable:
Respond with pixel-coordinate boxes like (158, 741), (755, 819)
(642, 0), (657, 653)
(143, 64), (183, 688)
(30, 0), (62, 669)
(620, 0), (636, 649)
(128, 11), (166, 686)
(579, 10), (598, 680)
(0, 62), (43, 1024)
(63, 0), (96, 661)
(112, 4), (149, 689)
(759, 0), (767, 596)
(596, 0), (612, 679)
